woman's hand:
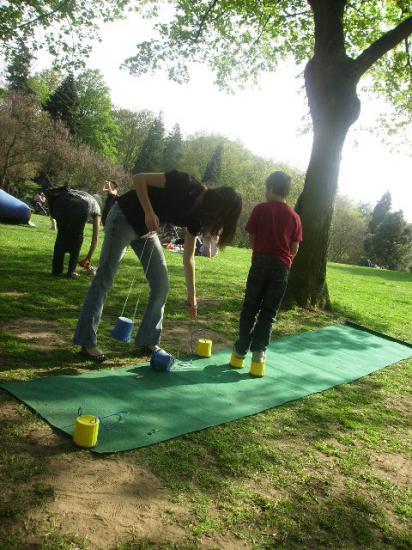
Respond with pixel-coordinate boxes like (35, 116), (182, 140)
(145, 212), (160, 232)
(134, 173), (165, 233)
(188, 302), (198, 320)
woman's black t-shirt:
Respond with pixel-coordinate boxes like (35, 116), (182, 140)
(117, 170), (203, 236)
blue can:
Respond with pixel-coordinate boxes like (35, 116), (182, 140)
(150, 349), (175, 372)
(112, 316), (134, 343)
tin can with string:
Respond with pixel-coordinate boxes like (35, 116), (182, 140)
(196, 338), (212, 358)
(73, 414), (100, 448)
(112, 316), (134, 343)
(111, 234), (156, 344)
(150, 348), (175, 371)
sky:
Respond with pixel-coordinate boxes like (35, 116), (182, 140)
(37, 11), (412, 220)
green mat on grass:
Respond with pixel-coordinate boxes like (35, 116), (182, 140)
(2, 323), (411, 454)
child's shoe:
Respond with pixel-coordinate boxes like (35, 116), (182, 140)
(230, 347), (246, 369)
(249, 350), (266, 377)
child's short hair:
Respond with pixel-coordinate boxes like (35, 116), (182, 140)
(266, 171), (292, 198)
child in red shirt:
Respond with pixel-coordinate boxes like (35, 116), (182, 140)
(230, 171), (302, 376)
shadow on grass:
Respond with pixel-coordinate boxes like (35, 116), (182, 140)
(329, 264), (412, 283)
(329, 302), (411, 344)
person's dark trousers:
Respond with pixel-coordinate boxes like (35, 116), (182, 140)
(52, 194), (89, 276)
(235, 255), (289, 355)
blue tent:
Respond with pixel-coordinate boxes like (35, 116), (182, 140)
(0, 189), (31, 224)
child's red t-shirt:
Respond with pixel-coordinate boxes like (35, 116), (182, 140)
(245, 201), (303, 268)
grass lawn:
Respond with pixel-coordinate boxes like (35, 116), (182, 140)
(0, 214), (411, 549)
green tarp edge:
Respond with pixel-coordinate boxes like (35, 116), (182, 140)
(1, 324), (411, 454)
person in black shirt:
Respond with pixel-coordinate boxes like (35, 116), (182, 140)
(47, 188), (101, 279)
(73, 170), (242, 362)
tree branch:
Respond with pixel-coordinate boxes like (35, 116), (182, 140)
(354, 15), (412, 77)
(248, 13), (273, 53)
(284, 10), (312, 18)
(405, 36), (412, 70)
(17, 1), (71, 31)
(193, 0), (219, 42)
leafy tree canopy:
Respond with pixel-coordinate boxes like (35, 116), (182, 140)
(0, 0), (132, 68)
(163, 123), (183, 171)
(75, 69), (120, 161)
(133, 112), (165, 173)
(203, 143), (224, 184)
(124, 1), (412, 128)
(29, 68), (63, 104)
(43, 73), (79, 136)
(6, 41), (33, 94)
(368, 190), (392, 234)
(366, 210), (412, 270)
(328, 196), (368, 265)
(113, 108), (156, 172)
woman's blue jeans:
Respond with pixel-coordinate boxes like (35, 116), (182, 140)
(73, 203), (169, 349)
(235, 255), (289, 355)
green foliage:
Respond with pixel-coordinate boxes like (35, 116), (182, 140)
(133, 113), (165, 172)
(43, 70), (120, 161)
(0, 92), (54, 194)
(347, 2), (412, 133)
(0, 0), (132, 69)
(43, 74), (79, 136)
(5, 41), (33, 95)
(125, 1), (314, 90)
(75, 69), (120, 161)
(176, 133), (304, 246)
(365, 210), (412, 271)
(126, 1), (411, 118)
(113, 108), (156, 172)
(368, 190), (392, 233)
(162, 123), (183, 171)
(364, 191), (412, 271)
(202, 143), (224, 184)
(29, 69), (63, 105)
(328, 196), (368, 265)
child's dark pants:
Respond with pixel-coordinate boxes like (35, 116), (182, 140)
(235, 255), (289, 355)
(52, 194), (89, 276)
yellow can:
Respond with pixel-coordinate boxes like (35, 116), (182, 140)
(249, 361), (265, 378)
(73, 414), (100, 448)
(230, 353), (244, 369)
(196, 338), (212, 358)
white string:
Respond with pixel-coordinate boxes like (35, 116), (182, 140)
(119, 234), (209, 361)
(132, 238), (157, 322)
(119, 233), (155, 320)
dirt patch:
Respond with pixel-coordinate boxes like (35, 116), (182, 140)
(162, 319), (232, 354)
(207, 534), (250, 549)
(372, 453), (411, 490)
(2, 318), (65, 351)
(38, 454), (187, 549)
(0, 291), (27, 298)
(198, 299), (222, 311)
(383, 395), (412, 418)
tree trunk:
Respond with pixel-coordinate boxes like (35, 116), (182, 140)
(285, 54), (361, 308)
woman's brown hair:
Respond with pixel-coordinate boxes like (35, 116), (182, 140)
(192, 186), (242, 248)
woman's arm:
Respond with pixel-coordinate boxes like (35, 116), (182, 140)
(133, 173), (166, 232)
(84, 215), (101, 261)
(183, 230), (197, 320)
(290, 241), (300, 258)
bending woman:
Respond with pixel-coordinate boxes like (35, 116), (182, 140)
(73, 170), (242, 362)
